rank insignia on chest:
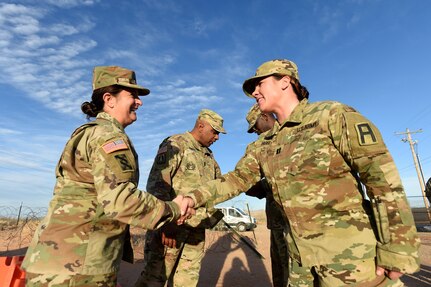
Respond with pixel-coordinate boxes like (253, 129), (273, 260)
(186, 162), (196, 170)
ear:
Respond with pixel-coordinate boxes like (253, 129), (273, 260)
(280, 75), (291, 90)
(196, 120), (205, 132)
(103, 92), (115, 108)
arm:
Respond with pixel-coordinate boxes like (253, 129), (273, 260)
(146, 137), (180, 200)
(329, 104), (420, 275)
(147, 137), (213, 228)
(186, 148), (263, 207)
(91, 135), (181, 229)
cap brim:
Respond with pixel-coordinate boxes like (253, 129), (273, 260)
(218, 128), (227, 134)
(247, 120), (257, 133)
(242, 73), (273, 98)
(211, 124), (227, 134)
(119, 83), (150, 96)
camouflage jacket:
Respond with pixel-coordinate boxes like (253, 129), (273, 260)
(22, 112), (179, 275)
(245, 136), (287, 230)
(187, 99), (420, 273)
(147, 132), (222, 228)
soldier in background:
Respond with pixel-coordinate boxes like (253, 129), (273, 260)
(22, 66), (194, 287)
(135, 109), (226, 287)
(183, 59), (420, 286)
(245, 104), (289, 287)
(426, 177), (431, 205)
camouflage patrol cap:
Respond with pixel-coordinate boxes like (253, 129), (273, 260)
(92, 66), (150, 95)
(242, 59), (299, 97)
(198, 109), (227, 134)
(246, 104), (261, 133)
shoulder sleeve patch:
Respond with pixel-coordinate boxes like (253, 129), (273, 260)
(114, 154), (133, 172)
(354, 122), (378, 146)
(102, 139), (128, 154)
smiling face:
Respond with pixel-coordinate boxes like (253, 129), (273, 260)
(104, 88), (142, 127)
(251, 76), (283, 113)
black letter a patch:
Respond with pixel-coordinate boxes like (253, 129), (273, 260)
(355, 123), (378, 146)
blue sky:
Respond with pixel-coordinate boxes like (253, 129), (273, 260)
(0, 0), (430, 212)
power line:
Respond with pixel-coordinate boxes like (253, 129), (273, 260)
(395, 128), (431, 222)
(406, 103), (431, 127)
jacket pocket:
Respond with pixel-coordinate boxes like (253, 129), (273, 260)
(371, 197), (390, 244)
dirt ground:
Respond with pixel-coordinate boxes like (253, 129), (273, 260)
(118, 224), (431, 287)
(119, 223), (274, 287)
(1, 212), (430, 287)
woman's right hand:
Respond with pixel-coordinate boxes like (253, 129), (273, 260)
(173, 195), (195, 224)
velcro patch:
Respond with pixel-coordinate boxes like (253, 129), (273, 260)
(115, 154), (133, 171)
(102, 139), (128, 154)
(354, 122), (378, 146)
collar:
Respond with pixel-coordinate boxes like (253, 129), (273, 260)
(96, 112), (125, 132)
(264, 99), (309, 139)
(185, 132), (212, 154)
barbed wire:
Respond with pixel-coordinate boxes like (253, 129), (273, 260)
(1, 201), (428, 259)
(0, 205), (47, 255)
(0, 205), (257, 259)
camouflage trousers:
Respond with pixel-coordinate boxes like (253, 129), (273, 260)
(25, 271), (117, 287)
(135, 227), (205, 287)
(288, 258), (404, 287)
(270, 228), (289, 287)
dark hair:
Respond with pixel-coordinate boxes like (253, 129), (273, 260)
(81, 85), (124, 119)
(273, 74), (309, 100)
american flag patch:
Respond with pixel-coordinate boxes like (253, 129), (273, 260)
(102, 139), (128, 154)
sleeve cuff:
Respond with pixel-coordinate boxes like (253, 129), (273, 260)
(165, 201), (180, 222)
(185, 193), (200, 207)
(376, 246), (420, 274)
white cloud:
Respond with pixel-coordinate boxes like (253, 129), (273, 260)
(23, 34), (60, 48)
(0, 2), (98, 116)
(43, 0), (99, 8)
(49, 23), (80, 35)
(0, 154), (48, 170)
(0, 128), (22, 135)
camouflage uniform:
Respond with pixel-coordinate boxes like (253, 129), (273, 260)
(22, 67), (180, 287)
(425, 177), (431, 205)
(187, 74), (420, 285)
(245, 105), (289, 287)
(245, 140), (289, 287)
(135, 110), (225, 287)
(266, 188), (289, 287)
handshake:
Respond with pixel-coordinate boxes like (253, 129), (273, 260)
(172, 195), (196, 225)
(160, 195), (196, 248)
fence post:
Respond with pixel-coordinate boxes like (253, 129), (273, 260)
(16, 202), (23, 227)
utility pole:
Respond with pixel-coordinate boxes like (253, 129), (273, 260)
(396, 128), (431, 222)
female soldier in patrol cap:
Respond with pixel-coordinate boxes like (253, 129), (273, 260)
(22, 66), (193, 287)
(183, 59), (420, 287)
